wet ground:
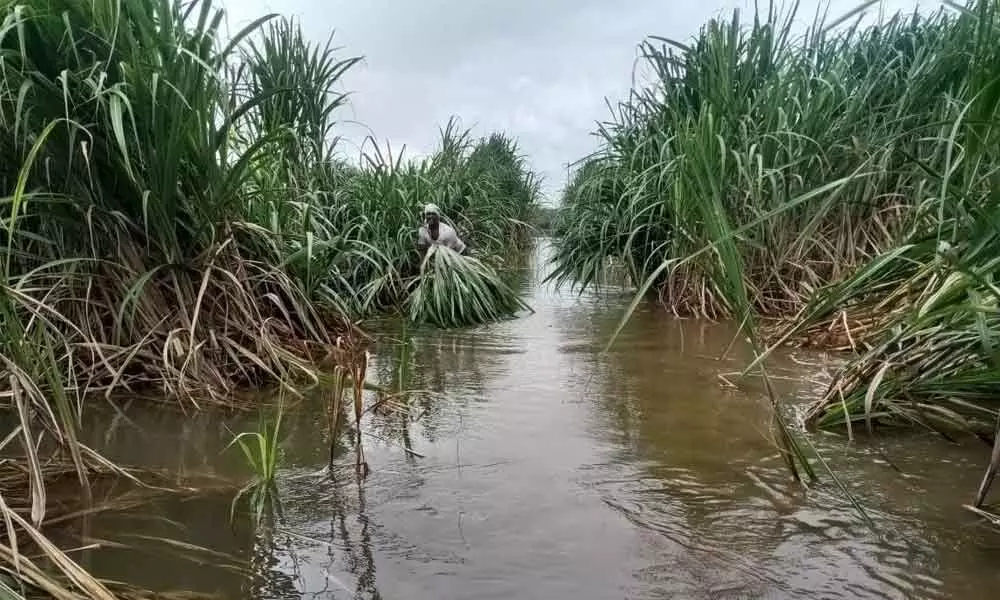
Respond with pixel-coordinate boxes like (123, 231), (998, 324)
(73, 239), (1000, 599)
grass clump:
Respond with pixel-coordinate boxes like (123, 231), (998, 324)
(0, 0), (366, 405)
(227, 395), (286, 527)
(771, 0), (1000, 489)
(0, 0), (361, 594)
(549, 0), (973, 319)
(553, 0), (1000, 514)
(0, 0), (538, 595)
(407, 245), (532, 329)
(783, 0), (1000, 515)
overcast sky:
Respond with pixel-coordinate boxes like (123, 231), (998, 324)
(221, 0), (936, 203)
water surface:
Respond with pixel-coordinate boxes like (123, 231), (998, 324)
(74, 239), (1000, 599)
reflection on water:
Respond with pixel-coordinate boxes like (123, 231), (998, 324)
(74, 239), (1000, 599)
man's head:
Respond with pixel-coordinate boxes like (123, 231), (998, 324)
(423, 203), (441, 227)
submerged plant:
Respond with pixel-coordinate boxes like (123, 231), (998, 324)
(227, 395), (287, 527)
(764, 0), (1000, 510)
(553, 0), (1000, 521)
(553, 0), (965, 522)
(322, 343), (372, 476)
(0, 0), (538, 593)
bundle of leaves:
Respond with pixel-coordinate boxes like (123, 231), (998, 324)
(405, 245), (531, 328)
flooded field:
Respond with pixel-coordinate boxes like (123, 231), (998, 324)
(70, 240), (999, 599)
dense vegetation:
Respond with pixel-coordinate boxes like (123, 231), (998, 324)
(325, 124), (540, 322)
(552, 0), (1000, 512)
(529, 205), (561, 232)
(0, 0), (538, 595)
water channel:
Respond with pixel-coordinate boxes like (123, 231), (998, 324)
(72, 239), (1000, 599)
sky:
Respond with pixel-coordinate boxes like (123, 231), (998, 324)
(221, 0), (937, 204)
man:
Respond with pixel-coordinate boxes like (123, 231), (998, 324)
(416, 203), (468, 255)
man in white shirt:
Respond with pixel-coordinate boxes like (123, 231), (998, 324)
(416, 203), (468, 255)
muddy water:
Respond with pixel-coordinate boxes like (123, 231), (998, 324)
(74, 239), (1000, 599)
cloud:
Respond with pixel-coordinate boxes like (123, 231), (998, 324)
(222, 0), (938, 203)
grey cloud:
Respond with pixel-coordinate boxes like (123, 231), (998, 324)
(224, 1), (937, 203)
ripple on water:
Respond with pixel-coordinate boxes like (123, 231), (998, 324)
(73, 240), (1000, 600)
(575, 455), (975, 600)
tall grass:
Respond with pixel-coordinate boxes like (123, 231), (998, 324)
(773, 0), (1000, 512)
(0, 0), (539, 594)
(310, 122), (541, 318)
(0, 0), (358, 594)
(228, 393), (287, 527)
(0, 0), (362, 405)
(551, 0), (973, 319)
(553, 0), (1000, 516)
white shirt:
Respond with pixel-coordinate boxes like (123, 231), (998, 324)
(418, 222), (466, 254)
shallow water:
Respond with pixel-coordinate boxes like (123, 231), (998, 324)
(72, 239), (1000, 599)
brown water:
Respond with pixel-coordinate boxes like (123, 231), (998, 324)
(70, 239), (1000, 599)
